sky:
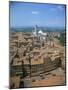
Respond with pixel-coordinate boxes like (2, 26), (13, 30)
(10, 1), (66, 28)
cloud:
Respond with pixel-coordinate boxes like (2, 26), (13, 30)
(50, 8), (56, 11)
(32, 11), (39, 15)
(57, 6), (63, 11)
(50, 6), (64, 12)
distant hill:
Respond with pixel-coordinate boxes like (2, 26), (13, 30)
(10, 26), (65, 32)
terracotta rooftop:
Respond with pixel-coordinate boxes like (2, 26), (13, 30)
(30, 75), (65, 87)
(10, 76), (20, 88)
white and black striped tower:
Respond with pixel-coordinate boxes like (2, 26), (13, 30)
(34, 25), (38, 36)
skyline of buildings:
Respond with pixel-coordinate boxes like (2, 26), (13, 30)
(9, 1), (66, 89)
